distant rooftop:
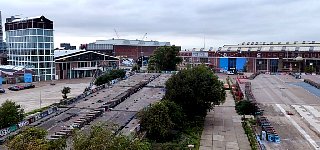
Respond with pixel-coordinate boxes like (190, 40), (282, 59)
(54, 49), (83, 58)
(10, 16), (43, 23)
(90, 39), (171, 46)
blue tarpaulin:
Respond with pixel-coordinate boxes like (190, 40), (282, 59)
(219, 58), (228, 71)
(236, 58), (246, 71)
(24, 73), (32, 83)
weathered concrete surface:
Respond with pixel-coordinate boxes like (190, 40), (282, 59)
(199, 91), (250, 150)
(0, 78), (91, 112)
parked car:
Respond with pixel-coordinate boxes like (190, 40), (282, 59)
(16, 85), (24, 90)
(0, 88), (5, 93)
(24, 83), (35, 89)
(226, 71), (235, 75)
(8, 86), (20, 91)
(237, 71), (244, 75)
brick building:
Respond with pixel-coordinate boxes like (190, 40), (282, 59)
(179, 41), (320, 73)
(86, 39), (171, 60)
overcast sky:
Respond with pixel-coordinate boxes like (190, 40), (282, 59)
(1, 0), (320, 49)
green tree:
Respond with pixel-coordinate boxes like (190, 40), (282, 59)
(61, 86), (71, 99)
(6, 127), (66, 150)
(304, 66), (315, 73)
(147, 56), (156, 71)
(162, 100), (185, 130)
(0, 100), (24, 128)
(95, 69), (126, 85)
(164, 65), (226, 118)
(73, 123), (150, 150)
(235, 100), (257, 117)
(149, 46), (182, 71)
(138, 101), (174, 142)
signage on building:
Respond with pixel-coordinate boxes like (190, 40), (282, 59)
(192, 52), (208, 57)
(0, 77), (2, 88)
(257, 53), (261, 58)
(24, 73), (32, 83)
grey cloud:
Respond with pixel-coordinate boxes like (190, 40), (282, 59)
(1, 0), (320, 48)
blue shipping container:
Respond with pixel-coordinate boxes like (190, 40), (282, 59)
(236, 58), (247, 71)
(219, 58), (228, 71)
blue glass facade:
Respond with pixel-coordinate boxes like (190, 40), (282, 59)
(5, 16), (55, 81)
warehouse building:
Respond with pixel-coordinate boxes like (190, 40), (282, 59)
(179, 41), (320, 73)
(54, 50), (119, 80)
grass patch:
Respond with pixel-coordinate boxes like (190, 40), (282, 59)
(25, 106), (50, 116)
(151, 117), (204, 150)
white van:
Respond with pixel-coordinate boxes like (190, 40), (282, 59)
(226, 71), (234, 75)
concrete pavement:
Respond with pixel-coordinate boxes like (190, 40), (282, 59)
(199, 90), (250, 150)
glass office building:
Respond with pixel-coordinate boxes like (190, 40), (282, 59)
(0, 11), (4, 52)
(5, 16), (54, 81)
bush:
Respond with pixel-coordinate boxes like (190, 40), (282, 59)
(95, 69), (126, 85)
(242, 120), (258, 150)
(0, 100), (24, 129)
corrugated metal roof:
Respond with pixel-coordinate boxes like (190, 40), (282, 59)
(90, 39), (170, 46)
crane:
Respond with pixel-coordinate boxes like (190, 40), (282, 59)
(114, 29), (120, 39)
(141, 33), (147, 41)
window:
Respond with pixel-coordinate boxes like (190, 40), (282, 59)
(37, 29), (43, 35)
(38, 43), (44, 48)
(269, 47), (274, 51)
(45, 43), (51, 48)
(45, 37), (51, 42)
(309, 46), (314, 51)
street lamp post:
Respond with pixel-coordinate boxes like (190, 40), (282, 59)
(141, 51), (144, 69)
(38, 75), (42, 109)
(38, 71), (46, 109)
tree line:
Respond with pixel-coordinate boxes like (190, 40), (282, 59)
(138, 65), (226, 148)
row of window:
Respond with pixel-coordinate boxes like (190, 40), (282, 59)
(7, 36), (53, 43)
(224, 46), (319, 52)
(7, 43), (53, 49)
(9, 61), (54, 70)
(9, 56), (54, 62)
(9, 49), (53, 55)
(87, 43), (113, 50)
(6, 29), (53, 36)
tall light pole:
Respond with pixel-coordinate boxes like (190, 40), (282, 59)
(38, 75), (42, 109)
(39, 71), (46, 109)
(141, 51), (144, 69)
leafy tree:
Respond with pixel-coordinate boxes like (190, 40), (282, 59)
(0, 100), (24, 128)
(164, 65), (226, 118)
(304, 66), (315, 73)
(147, 56), (156, 71)
(235, 100), (257, 117)
(138, 101), (174, 142)
(61, 86), (71, 99)
(149, 46), (182, 71)
(162, 100), (185, 130)
(73, 122), (150, 150)
(95, 69), (126, 85)
(6, 127), (66, 150)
